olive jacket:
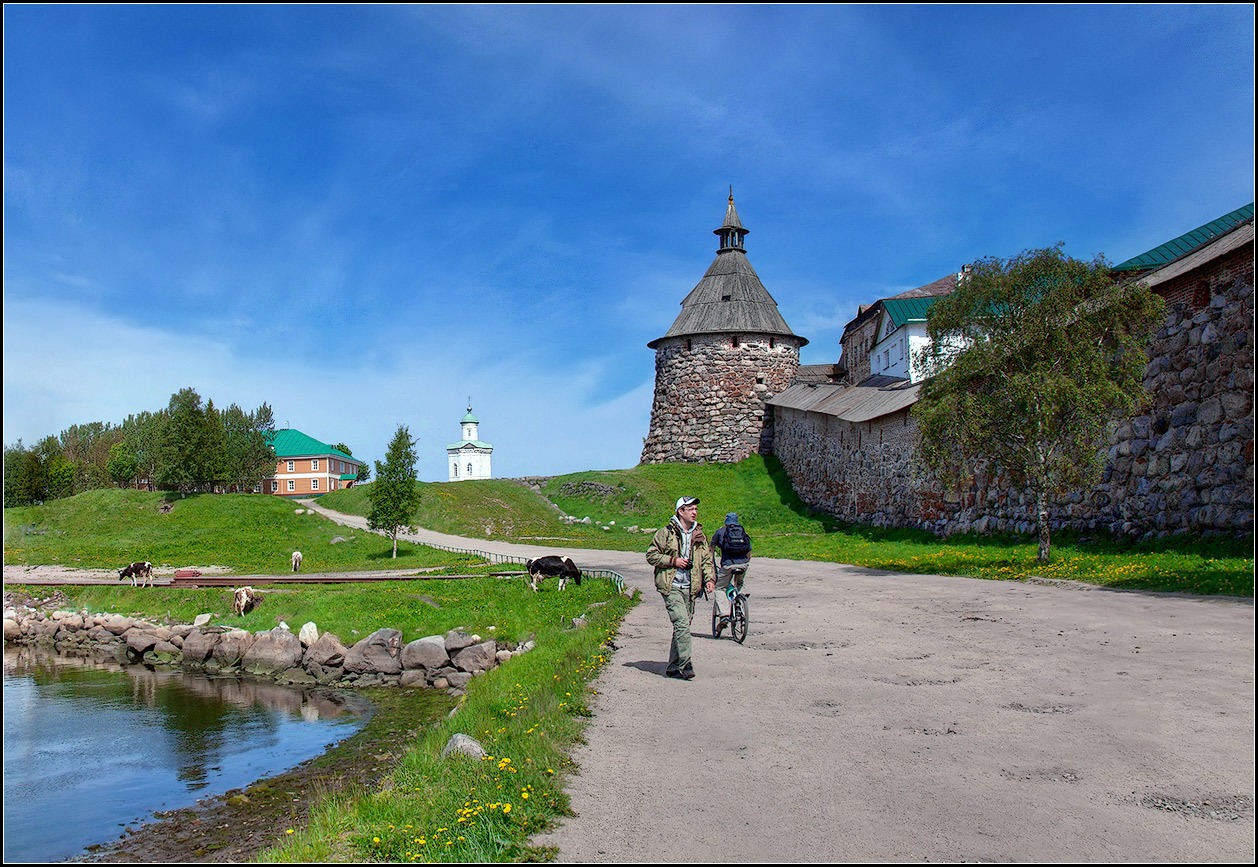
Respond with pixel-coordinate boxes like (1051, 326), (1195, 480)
(645, 518), (717, 597)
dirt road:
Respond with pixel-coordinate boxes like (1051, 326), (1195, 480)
(295, 502), (1255, 863)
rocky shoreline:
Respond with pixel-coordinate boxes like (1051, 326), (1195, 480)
(3, 589), (531, 693)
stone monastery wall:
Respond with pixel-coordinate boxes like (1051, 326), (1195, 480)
(641, 333), (801, 463)
(772, 265), (1255, 539)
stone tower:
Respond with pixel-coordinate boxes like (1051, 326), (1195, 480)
(641, 190), (807, 464)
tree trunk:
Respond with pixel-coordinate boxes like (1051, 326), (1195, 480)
(1036, 493), (1051, 563)
(391, 535), (398, 558)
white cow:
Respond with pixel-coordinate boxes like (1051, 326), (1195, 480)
(291, 550), (303, 572)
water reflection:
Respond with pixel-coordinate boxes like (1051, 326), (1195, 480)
(2, 645), (370, 863)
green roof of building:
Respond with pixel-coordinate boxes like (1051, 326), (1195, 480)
(1113, 202), (1254, 272)
(880, 296), (943, 329)
(446, 440), (493, 450)
(266, 428), (355, 461)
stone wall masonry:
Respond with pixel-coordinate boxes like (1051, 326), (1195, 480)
(773, 269), (1255, 539)
(641, 333), (801, 464)
(2, 602), (537, 696)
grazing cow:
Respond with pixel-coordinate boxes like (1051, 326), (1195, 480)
(118, 561), (154, 587)
(525, 556), (582, 592)
(232, 586), (261, 616)
(291, 550), (303, 572)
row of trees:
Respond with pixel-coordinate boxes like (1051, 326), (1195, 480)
(4, 387), (292, 505)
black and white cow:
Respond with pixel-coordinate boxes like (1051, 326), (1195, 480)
(118, 561), (153, 587)
(525, 556), (582, 592)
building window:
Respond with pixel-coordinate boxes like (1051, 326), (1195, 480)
(271, 481), (278, 493)
(287, 461), (294, 473)
(453, 463), (459, 477)
(311, 459), (319, 471)
(252, 484), (261, 494)
(467, 463), (473, 476)
(311, 479), (319, 491)
(732, 335), (740, 347)
(287, 480), (295, 492)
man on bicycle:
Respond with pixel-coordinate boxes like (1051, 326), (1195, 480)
(707, 512), (752, 637)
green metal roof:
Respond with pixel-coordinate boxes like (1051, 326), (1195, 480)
(266, 428), (355, 461)
(446, 440), (493, 450)
(1113, 202), (1254, 272)
(880, 296), (943, 329)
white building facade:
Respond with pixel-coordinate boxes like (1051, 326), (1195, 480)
(446, 403), (493, 482)
(868, 296), (946, 383)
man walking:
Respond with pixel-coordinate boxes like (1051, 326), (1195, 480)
(646, 495), (716, 680)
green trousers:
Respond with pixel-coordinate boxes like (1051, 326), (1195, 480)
(662, 588), (694, 674)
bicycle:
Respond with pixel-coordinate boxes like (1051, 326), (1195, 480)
(709, 562), (749, 644)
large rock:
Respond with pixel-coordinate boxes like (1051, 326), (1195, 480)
(451, 640), (497, 674)
(180, 629), (220, 665)
(343, 628), (403, 674)
(302, 632), (349, 683)
(402, 635), (449, 672)
(212, 629), (256, 667)
(241, 628), (304, 677)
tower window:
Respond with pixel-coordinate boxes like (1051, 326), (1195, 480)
(732, 335), (740, 347)
(769, 338), (775, 348)
(721, 294), (731, 302)
(685, 339), (691, 352)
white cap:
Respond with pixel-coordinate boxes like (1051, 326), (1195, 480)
(675, 496), (700, 511)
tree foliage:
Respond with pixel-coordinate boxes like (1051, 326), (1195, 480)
(368, 425), (422, 558)
(5, 390), (278, 502)
(914, 244), (1165, 562)
(334, 442), (371, 483)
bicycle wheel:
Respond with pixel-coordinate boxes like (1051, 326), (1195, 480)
(711, 602), (722, 638)
(731, 595), (748, 644)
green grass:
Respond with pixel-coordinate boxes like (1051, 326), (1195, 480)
(3, 489), (483, 575)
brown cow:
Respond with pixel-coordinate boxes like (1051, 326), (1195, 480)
(232, 586), (261, 616)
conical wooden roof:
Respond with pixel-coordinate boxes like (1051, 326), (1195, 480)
(648, 193), (807, 349)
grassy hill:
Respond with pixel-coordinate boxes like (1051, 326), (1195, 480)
(2, 487), (482, 575)
(5, 456), (1253, 595)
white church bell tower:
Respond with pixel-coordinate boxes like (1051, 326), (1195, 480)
(447, 400), (493, 482)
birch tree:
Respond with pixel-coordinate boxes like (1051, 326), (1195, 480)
(914, 244), (1164, 562)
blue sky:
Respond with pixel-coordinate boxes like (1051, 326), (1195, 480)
(4, 4), (1254, 482)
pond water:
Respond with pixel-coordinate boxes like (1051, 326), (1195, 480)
(2, 645), (370, 863)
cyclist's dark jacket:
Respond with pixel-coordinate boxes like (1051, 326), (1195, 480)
(646, 520), (716, 596)
(712, 525), (752, 567)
